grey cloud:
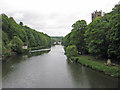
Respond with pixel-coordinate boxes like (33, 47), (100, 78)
(1, 10), (82, 36)
(1, 0), (117, 36)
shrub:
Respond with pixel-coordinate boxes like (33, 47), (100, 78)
(2, 45), (6, 55)
(11, 36), (24, 54)
(66, 45), (78, 59)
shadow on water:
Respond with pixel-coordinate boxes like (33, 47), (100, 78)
(66, 61), (91, 88)
(2, 50), (50, 79)
(28, 50), (50, 58)
(83, 67), (119, 88)
(66, 60), (119, 88)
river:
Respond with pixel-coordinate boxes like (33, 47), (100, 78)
(2, 45), (119, 88)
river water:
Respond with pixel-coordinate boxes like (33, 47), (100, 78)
(2, 45), (119, 88)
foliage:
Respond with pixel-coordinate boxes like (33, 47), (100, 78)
(19, 22), (23, 26)
(51, 36), (63, 41)
(72, 55), (120, 77)
(2, 14), (52, 55)
(63, 20), (87, 54)
(2, 31), (9, 45)
(62, 32), (72, 47)
(66, 45), (78, 59)
(11, 36), (24, 53)
(84, 4), (120, 60)
(84, 18), (109, 57)
(2, 43), (6, 55)
(63, 4), (120, 61)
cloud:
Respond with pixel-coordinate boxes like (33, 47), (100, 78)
(12, 13), (24, 20)
(0, 0), (119, 36)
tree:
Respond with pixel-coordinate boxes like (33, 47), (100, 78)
(84, 18), (109, 58)
(62, 32), (71, 48)
(66, 45), (78, 59)
(19, 22), (23, 26)
(106, 5), (120, 60)
(2, 43), (6, 55)
(2, 31), (9, 45)
(2, 13), (52, 54)
(69, 20), (87, 54)
(63, 4), (120, 61)
(11, 36), (23, 54)
(84, 4), (120, 60)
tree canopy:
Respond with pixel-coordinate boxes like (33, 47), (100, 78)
(63, 4), (120, 61)
(66, 45), (78, 59)
(2, 14), (52, 54)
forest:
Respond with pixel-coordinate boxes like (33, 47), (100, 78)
(1, 14), (52, 56)
(51, 36), (63, 41)
(63, 4), (120, 62)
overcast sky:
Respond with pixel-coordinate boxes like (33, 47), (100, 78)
(0, 0), (119, 36)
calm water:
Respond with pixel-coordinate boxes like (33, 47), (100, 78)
(2, 45), (119, 88)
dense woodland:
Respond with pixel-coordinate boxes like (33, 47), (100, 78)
(63, 4), (120, 62)
(51, 36), (63, 41)
(1, 14), (52, 56)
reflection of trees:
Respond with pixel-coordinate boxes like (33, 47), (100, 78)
(28, 50), (50, 57)
(2, 55), (24, 78)
(83, 67), (119, 88)
(2, 50), (50, 79)
(66, 61), (119, 88)
(66, 61), (91, 88)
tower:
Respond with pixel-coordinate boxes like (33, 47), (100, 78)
(92, 10), (102, 21)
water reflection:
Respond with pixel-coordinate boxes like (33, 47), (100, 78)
(2, 45), (119, 88)
(66, 61), (91, 88)
(2, 50), (50, 79)
(83, 66), (119, 88)
(28, 50), (50, 57)
(2, 55), (25, 79)
(66, 61), (119, 88)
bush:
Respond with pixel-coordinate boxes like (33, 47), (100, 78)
(2, 45), (6, 55)
(66, 45), (78, 59)
(11, 36), (24, 54)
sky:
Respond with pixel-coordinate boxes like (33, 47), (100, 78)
(0, 0), (119, 36)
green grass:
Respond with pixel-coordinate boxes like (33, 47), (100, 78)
(72, 55), (120, 77)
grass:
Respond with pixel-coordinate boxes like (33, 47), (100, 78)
(71, 55), (120, 77)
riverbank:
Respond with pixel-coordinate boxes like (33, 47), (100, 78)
(30, 46), (51, 50)
(3, 45), (119, 88)
(2, 49), (29, 60)
(71, 55), (120, 78)
(2, 46), (51, 60)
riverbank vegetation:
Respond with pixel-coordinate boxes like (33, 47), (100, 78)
(51, 36), (63, 41)
(71, 56), (120, 77)
(1, 14), (52, 57)
(66, 45), (78, 59)
(63, 4), (120, 77)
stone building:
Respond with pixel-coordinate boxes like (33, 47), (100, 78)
(92, 10), (102, 21)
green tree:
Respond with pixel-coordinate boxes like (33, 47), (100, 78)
(19, 22), (23, 26)
(65, 20), (87, 54)
(62, 32), (71, 47)
(66, 45), (78, 59)
(84, 4), (120, 60)
(63, 3), (120, 62)
(2, 31), (9, 45)
(2, 13), (52, 54)
(84, 18), (109, 58)
(11, 36), (24, 54)
(2, 43), (6, 55)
